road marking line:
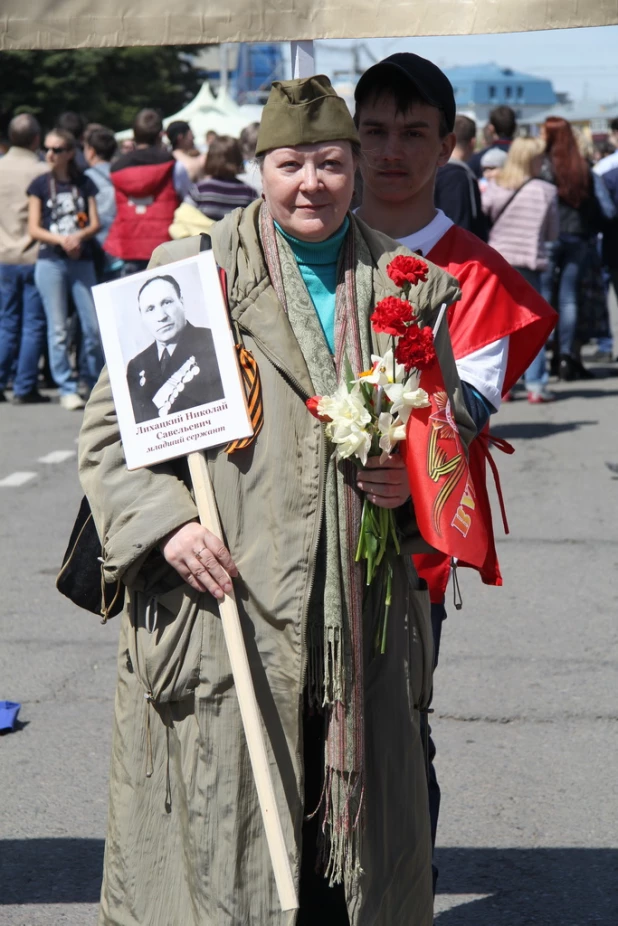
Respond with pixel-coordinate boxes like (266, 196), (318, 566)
(0, 471), (37, 487)
(435, 894), (493, 916)
(38, 449), (76, 464)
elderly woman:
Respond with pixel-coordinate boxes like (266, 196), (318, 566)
(79, 77), (474, 926)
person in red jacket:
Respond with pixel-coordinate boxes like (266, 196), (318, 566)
(354, 52), (556, 891)
(105, 109), (188, 276)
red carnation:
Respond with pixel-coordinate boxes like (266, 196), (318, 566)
(394, 325), (436, 372)
(306, 396), (332, 422)
(371, 296), (415, 337)
(387, 255), (429, 288)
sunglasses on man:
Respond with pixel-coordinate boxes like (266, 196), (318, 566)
(44, 146), (69, 155)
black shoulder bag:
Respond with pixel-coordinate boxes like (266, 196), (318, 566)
(56, 495), (124, 621)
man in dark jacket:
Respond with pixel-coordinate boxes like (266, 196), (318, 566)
(435, 114), (488, 240)
(468, 104), (516, 179)
(126, 273), (224, 422)
(594, 131), (618, 358)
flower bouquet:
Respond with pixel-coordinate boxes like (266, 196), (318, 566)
(307, 256), (438, 652)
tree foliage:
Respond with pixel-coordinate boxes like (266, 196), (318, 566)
(0, 47), (205, 136)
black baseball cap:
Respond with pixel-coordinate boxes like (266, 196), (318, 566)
(354, 53), (456, 133)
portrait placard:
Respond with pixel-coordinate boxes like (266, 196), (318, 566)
(93, 252), (253, 470)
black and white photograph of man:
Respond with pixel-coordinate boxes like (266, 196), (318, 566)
(126, 273), (225, 423)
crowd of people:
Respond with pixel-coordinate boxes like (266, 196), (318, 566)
(436, 105), (618, 400)
(0, 108), (261, 408)
(2, 97), (616, 412)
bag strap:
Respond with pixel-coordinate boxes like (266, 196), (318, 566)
(491, 178), (535, 227)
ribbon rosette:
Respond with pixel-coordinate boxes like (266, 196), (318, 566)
(306, 255), (437, 653)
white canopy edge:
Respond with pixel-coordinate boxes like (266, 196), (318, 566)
(114, 83), (263, 140)
(2, 0), (618, 50)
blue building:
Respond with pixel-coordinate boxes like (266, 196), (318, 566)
(192, 44), (286, 105)
(234, 44), (286, 104)
(443, 63), (557, 122)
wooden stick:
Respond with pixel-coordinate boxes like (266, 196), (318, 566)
(187, 451), (299, 913)
(432, 302), (448, 338)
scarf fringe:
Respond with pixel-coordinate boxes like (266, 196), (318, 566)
(320, 766), (365, 888)
(308, 624), (347, 709)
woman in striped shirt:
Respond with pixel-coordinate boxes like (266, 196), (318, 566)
(186, 135), (258, 221)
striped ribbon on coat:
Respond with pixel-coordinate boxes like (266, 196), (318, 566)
(225, 346), (264, 453)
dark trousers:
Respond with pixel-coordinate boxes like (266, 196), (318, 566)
(0, 263), (47, 396)
(420, 601), (447, 894)
(298, 709), (350, 925)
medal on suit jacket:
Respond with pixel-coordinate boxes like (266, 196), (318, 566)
(152, 355), (200, 417)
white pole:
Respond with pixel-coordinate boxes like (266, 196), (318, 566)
(187, 451), (298, 912)
(220, 43), (229, 94)
(291, 40), (315, 78)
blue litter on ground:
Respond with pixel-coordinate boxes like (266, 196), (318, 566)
(0, 701), (21, 731)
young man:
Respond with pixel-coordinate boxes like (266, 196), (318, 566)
(84, 127), (120, 281)
(354, 52), (556, 886)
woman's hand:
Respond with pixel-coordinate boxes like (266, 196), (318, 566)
(61, 234), (82, 259)
(357, 454), (410, 509)
(160, 521), (239, 599)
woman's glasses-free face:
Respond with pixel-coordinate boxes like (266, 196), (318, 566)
(44, 146), (69, 155)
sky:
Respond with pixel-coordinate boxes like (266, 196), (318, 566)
(308, 26), (618, 104)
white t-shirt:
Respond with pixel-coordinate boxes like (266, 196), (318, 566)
(397, 209), (509, 411)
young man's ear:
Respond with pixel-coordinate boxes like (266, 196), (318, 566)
(437, 132), (457, 168)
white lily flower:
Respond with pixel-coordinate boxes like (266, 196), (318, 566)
(320, 383), (372, 465)
(377, 411), (407, 458)
(319, 382), (372, 428)
(329, 420), (372, 466)
(383, 377), (430, 422)
(356, 350), (406, 387)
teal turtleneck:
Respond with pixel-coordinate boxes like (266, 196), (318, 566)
(275, 216), (350, 353)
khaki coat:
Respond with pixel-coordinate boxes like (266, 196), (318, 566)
(79, 202), (474, 926)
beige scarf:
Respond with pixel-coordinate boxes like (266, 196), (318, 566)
(259, 204), (375, 886)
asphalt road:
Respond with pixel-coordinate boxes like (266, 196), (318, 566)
(1, 354), (617, 924)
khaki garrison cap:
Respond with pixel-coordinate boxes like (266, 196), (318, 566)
(255, 75), (360, 156)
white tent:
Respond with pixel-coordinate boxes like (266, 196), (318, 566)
(115, 83), (263, 141)
(2, 0), (618, 49)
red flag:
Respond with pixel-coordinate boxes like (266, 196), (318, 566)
(401, 356), (488, 569)
(409, 225), (557, 602)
